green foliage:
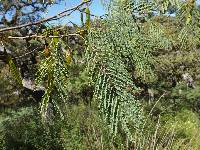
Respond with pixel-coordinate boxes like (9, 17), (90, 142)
(7, 55), (22, 86)
(0, 104), (124, 150)
(36, 34), (69, 120)
(0, 107), (65, 150)
(60, 104), (118, 150)
(163, 109), (200, 150)
(1, 0), (200, 149)
(86, 1), (156, 140)
(0, 65), (21, 107)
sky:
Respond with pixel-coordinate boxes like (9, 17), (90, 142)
(45, 0), (200, 26)
(45, 0), (106, 25)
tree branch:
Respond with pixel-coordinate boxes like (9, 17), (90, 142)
(8, 33), (85, 40)
(0, 0), (91, 33)
(15, 46), (41, 59)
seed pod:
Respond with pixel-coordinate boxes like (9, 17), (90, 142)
(85, 7), (90, 29)
(66, 50), (72, 65)
(44, 45), (50, 58)
(81, 12), (84, 26)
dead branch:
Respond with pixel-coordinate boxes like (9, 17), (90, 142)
(8, 33), (84, 39)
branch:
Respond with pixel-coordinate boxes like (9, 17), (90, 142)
(79, 9), (102, 18)
(8, 33), (84, 39)
(0, 0), (91, 33)
(9, 33), (85, 58)
(15, 46), (41, 59)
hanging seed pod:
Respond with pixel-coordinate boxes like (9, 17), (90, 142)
(85, 7), (90, 29)
(81, 11), (84, 26)
(65, 49), (72, 65)
(44, 45), (50, 58)
(44, 40), (50, 58)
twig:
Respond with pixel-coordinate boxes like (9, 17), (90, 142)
(140, 92), (165, 134)
(9, 33), (85, 59)
(148, 93), (165, 116)
(79, 9), (103, 18)
(15, 46), (41, 59)
(8, 33), (84, 39)
(0, 0), (91, 33)
(151, 115), (160, 150)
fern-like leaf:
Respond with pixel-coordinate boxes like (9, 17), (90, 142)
(7, 55), (22, 86)
(85, 4), (154, 140)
